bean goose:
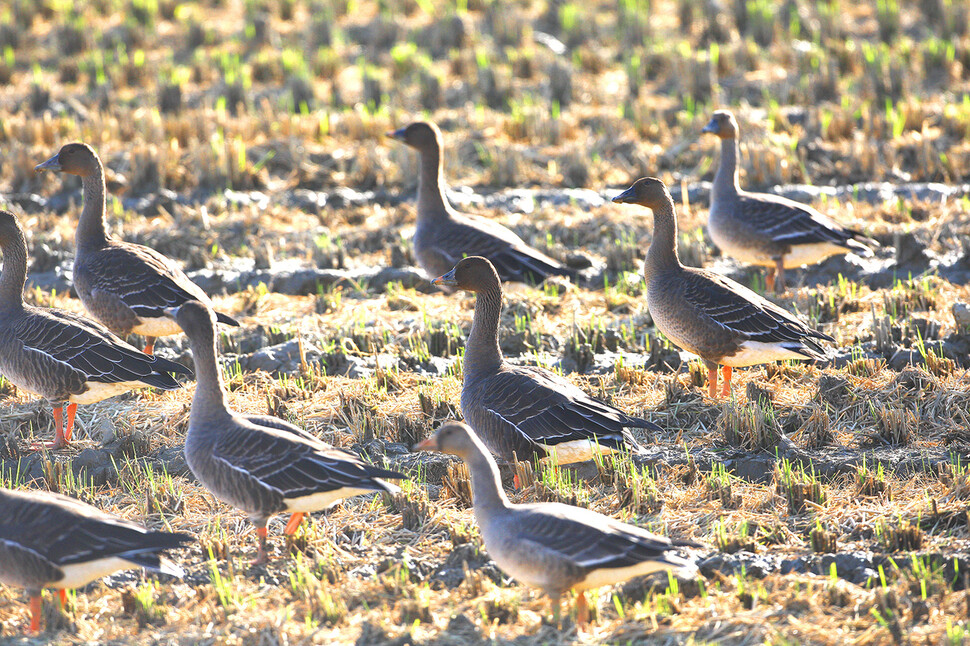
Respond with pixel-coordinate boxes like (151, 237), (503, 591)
(433, 256), (661, 467)
(388, 121), (575, 286)
(612, 178), (833, 398)
(35, 143), (239, 355)
(0, 487), (190, 633)
(415, 423), (699, 625)
(169, 300), (405, 565)
(0, 210), (189, 449)
(702, 110), (877, 293)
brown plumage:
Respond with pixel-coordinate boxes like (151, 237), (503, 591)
(703, 110), (877, 293)
(415, 423), (700, 626)
(0, 487), (190, 633)
(170, 300), (405, 565)
(0, 210), (189, 449)
(613, 177), (833, 398)
(35, 143), (238, 355)
(388, 121), (575, 286)
(433, 256), (660, 466)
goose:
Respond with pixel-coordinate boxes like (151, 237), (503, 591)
(169, 300), (406, 564)
(702, 110), (876, 293)
(0, 487), (190, 633)
(415, 422), (700, 625)
(0, 210), (189, 449)
(388, 121), (576, 286)
(433, 256), (661, 467)
(613, 177), (833, 398)
(35, 143), (239, 355)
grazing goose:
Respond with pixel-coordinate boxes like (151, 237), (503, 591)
(388, 121), (575, 286)
(702, 110), (876, 293)
(433, 256), (660, 467)
(0, 210), (189, 449)
(0, 487), (191, 633)
(170, 300), (405, 565)
(415, 423), (699, 625)
(612, 178), (833, 398)
(35, 143), (239, 355)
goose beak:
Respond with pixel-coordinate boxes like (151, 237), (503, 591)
(413, 436), (438, 452)
(432, 268), (457, 287)
(701, 118), (720, 134)
(387, 127), (406, 140)
(35, 154), (62, 172)
(611, 186), (637, 204)
(162, 306), (180, 320)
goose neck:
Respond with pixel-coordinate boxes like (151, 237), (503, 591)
(464, 286), (503, 376)
(416, 145), (450, 221)
(713, 136), (741, 199)
(644, 200), (681, 277)
(76, 164), (109, 251)
(0, 224), (27, 310)
(463, 441), (511, 516)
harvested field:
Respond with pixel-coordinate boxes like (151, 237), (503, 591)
(2, 0), (970, 644)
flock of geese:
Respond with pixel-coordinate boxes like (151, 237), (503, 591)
(0, 109), (879, 633)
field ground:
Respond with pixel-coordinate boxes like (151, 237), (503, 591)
(3, 0), (970, 644)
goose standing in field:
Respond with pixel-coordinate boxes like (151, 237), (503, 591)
(169, 300), (405, 565)
(415, 423), (700, 625)
(0, 210), (189, 449)
(612, 178), (833, 398)
(35, 143), (239, 355)
(433, 256), (661, 467)
(702, 110), (877, 293)
(0, 487), (191, 633)
(388, 121), (576, 286)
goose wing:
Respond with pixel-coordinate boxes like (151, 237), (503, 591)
(477, 366), (657, 450)
(212, 421), (404, 501)
(14, 307), (186, 386)
(514, 503), (695, 572)
(680, 269), (832, 351)
(739, 193), (875, 252)
(0, 489), (191, 572)
(435, 215), (574, 283)
(82, 243), (238, 323)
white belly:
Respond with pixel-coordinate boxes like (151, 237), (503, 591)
(283, 482), (398, 513)
(780, 242), (848, 268)
(723, 341), (813, 367)
(56, 557), (137, 589)
(131, 317), (183, 337)
(69, 380), (153, 405)
(537, 440), (618, 465)
(575, 559), (680, 592)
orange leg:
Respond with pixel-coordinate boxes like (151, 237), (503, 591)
(58, 589), (67, 609)
(512, 474), (521, 489)
(765, 269), (775, 293)
(284, 512), (306, 535)
(251, 525), (269, 566)
(63, 403), (77, 443)
(707, 367), (718, 398)
(575, 591), (590, 626)
(32, 405), (72, 449)
(143, 337), (156, 356)
(721, 366), (733, 397)
(29, 594), (41, 633)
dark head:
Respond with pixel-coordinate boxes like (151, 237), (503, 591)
(431, 256), (501, 293)
(164, 300), (217, 341)
(612, 177), (673, 210)
(413, 422), (479, 459)
(35, 143), (101, 177)
(387, 121), (442, 152)
(701, 110), (739, 139)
